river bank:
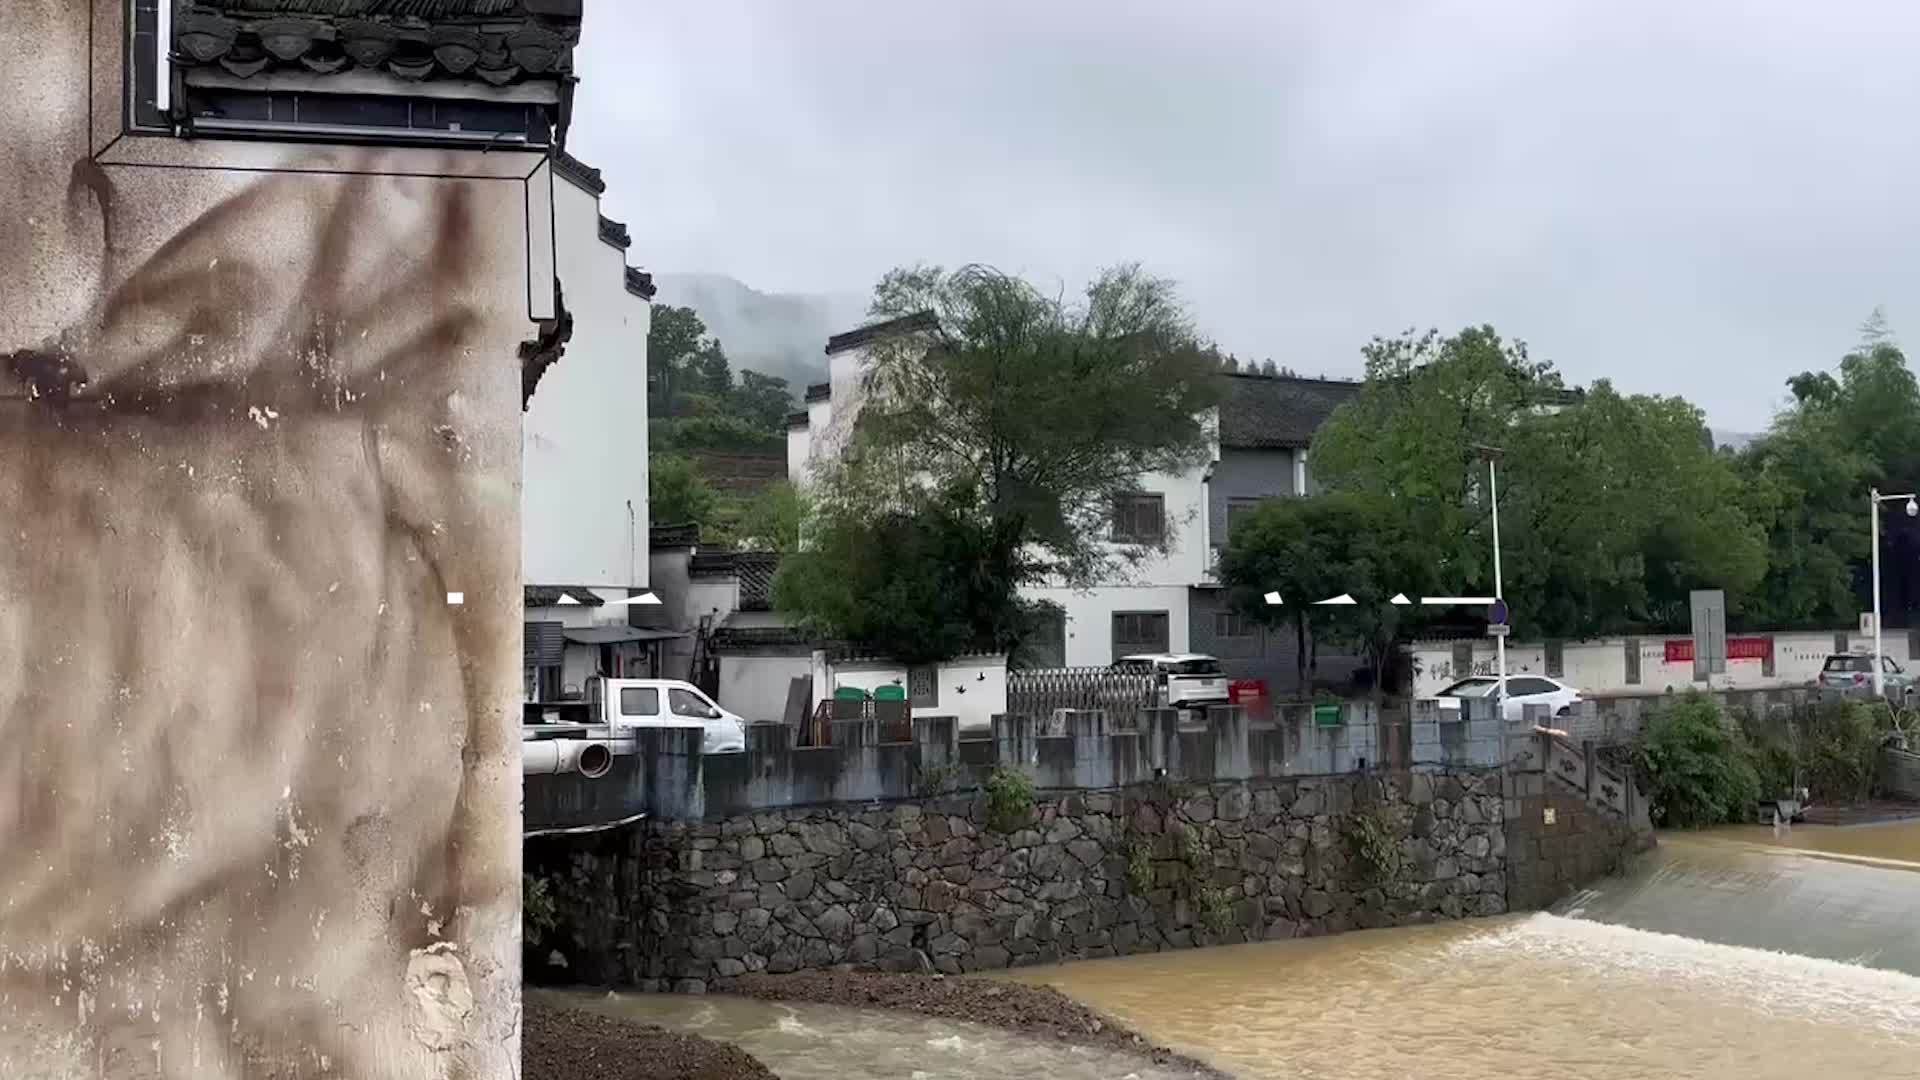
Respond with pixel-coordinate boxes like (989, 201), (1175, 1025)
(727, 969), (1233, 1077)
(523, 996), (778, 1080)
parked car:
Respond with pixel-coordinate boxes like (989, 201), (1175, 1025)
(1434, 674), (1583, 722)
(1113, 653), (1230, 709)
(1813, 652), (1918, 702)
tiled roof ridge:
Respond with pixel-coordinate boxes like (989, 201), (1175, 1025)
(174, 1), (582, 87)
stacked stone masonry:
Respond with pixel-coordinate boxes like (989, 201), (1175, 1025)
(534, 772), (1512, 991)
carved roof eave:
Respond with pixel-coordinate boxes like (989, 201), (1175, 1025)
(173, 3), (581, 94)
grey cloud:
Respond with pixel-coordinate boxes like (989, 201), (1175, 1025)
(571, 0), (1920, 430)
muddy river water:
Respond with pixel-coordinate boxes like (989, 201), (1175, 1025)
(564, 821), (1920, 1079)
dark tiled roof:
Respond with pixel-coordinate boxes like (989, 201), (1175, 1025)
(624, 267), (656, 300)
(1217, 372), (1362, 449)
(552, 150), (605, 194)
(525, 584), (604, 607)
(824, 310), (939, 356)
(686, 551), (782, 611)
(785, 410), (809, 429)
(650, 522), (701, 548)
(178, 1), (576, 90)
(597, 215), (631, 251)
(175, 1), (581, 87)
(687, 553), (736, 578)
(734, 552), (780, 611)
(708, 624), (813, 653)
(802, 382), (831, 403)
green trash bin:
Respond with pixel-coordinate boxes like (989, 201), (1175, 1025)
(872, 684), (908, 702)
(834, 686), (871, 702)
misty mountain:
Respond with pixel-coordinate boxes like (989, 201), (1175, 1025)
(652, 272), (869, 397)
(1712, 429), (1759, 452)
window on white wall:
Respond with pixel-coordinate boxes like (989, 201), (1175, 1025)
(1111, 493), (1166, 544)
(1113, 611), (1171, 661)
(1214, 610), (1256, 639)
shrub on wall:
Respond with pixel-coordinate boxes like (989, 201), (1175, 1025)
(984, 766), (1036, 833)
(1632, 693), (1761, 827)
(1344, 803), (1404, 883)
(1800, 699), (1887, 804)
(523, 872), (559, 950)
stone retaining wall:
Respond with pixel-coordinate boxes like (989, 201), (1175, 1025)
(1881, 747), (1920, 801)
(530, 771), (1511, 991)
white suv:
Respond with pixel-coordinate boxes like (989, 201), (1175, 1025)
(1114, 653), (1231, 709)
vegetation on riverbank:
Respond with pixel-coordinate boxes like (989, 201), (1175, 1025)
(1632, 691), (1902, 827)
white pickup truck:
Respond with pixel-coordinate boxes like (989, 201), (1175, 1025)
(522, 677), (749, 776)
(1114, 653), (1231, 710)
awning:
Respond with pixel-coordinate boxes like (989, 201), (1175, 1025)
(562, 626), (689, 646)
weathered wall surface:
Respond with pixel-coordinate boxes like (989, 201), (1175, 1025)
(0, 5), (530, 1076)
(531, 772), (1510, 990)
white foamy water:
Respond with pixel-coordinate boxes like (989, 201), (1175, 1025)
(1452, 913), (1920, 1037)
(1016, 826), (1920, 1079)
(537, 991), (1207, 1080)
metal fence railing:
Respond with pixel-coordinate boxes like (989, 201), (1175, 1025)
(1006, 666), (1158, 730)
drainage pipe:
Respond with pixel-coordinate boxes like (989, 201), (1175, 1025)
(522, 738), (614, 779)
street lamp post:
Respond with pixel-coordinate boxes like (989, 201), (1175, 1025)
(1476, 445), (1508, 707)
(1869, 487), (1919, 696)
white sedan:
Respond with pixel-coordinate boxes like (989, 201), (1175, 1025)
(1435, 675), (1582, 722)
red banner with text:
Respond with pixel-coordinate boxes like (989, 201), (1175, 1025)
(1663, 637), (1772, 663)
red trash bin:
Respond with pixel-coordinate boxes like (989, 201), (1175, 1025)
(1229, 679), (1272, 724)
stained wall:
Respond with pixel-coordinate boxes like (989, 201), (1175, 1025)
(0, 4), (535, 1076)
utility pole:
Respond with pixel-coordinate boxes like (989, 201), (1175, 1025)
(1869, 488), (1919, 696)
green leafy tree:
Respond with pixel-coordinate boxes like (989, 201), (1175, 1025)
(1310, 326), (1562, 604)
(1219, 492), (1438, 693)
(646, 305), (711, 419)
(731, 370), (796, 432)
(1633, 693), (1762, 828)
(831, 263), (1223, 597)
(723, 480), (808, 553)
(1312, 327), (1765, 639)
(649, 454), (719, 528)
(1499, 382), (1767, 635)
(773, 482), (1045, 664)
(1737, 316), (1920, 628)
(779, 262), (1221, 663)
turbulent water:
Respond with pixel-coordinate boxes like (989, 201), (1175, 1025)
(573, 822), (1920, 1079)
(1018, 820), (1920, 1079)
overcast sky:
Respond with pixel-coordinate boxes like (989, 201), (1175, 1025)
(571, 1), (1920, 433)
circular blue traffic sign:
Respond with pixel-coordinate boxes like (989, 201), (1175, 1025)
(1489, 599), (1509, 625)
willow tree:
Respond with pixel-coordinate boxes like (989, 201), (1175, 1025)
(777, 263), (1224, 660)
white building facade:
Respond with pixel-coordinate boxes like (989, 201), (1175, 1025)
(785, 318), (1362, 691)
(522, 153), (666, 698)
(523, 151), (655, 590)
